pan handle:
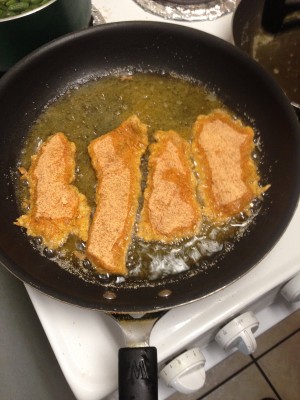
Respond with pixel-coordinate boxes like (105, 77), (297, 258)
(118, 346), (158, 400)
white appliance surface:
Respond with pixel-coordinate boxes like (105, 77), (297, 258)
(25, 1), (300, 400)
(92, 0), (234, 42)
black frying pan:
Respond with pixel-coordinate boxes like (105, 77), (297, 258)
(0, 22), (299, 399)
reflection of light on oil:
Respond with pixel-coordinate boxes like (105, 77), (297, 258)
(252, 32), (273, 60)
(17, 72), (268, 285)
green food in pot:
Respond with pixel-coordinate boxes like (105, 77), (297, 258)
(0, 0), (92, 72)
(0, 0), (50, 19)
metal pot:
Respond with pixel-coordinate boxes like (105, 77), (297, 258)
(0, 0), (92, 72)
(232, 0), (300, 116)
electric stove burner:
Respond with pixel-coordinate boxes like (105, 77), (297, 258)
(133, 0), (238, 21)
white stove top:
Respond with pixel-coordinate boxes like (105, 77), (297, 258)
(24, 2), (300, 399)
(26, 200), (300, 400)
(92, 0), (234, 42)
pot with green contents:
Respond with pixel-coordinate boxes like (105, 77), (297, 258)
(0, 0), (92, 72)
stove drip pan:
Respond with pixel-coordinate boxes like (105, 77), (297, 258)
(132, 0), (238, 21)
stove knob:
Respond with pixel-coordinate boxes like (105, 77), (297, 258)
(215, 311), (259, 355)
(281, 272), (300, 303)
(159, 347), (206, 394)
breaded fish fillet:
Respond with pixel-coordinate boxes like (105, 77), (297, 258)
(138, 130), (201, 243)
(192, 110), (269, 223)
(15, 133), (91, 249)
(86, 115), (148, 275)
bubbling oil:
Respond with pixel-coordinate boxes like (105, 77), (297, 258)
(16, 72), (264, 285)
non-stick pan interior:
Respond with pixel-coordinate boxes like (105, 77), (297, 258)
(0, 22), (299, 313)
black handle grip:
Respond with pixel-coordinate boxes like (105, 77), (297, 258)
(118, 346), (158, 400)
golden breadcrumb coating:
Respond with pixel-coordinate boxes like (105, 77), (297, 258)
(138, 130), (201, 242)
(192, 109), (269, 223)
(15, 133), (91, 249)
(86, 115), (148, 275)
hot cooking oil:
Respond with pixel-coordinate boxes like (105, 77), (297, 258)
(15, 72), (263, 284)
